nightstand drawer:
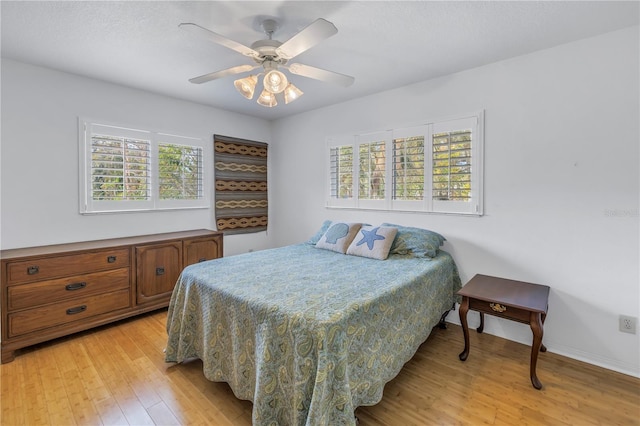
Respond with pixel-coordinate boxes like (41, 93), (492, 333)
(469, 298), (530, 323)
(8, 268), (130, 311)
(8, 289), (131, 337)
(6, 248), (130, 284)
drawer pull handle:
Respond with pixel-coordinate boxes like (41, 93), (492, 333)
(107, 256), (117, 263)
(156, 267), (165, 276)
(65, 282), (87, 291)
(66, 305), (87, 315)
(27, 266), (40, 275)
(198, 258), (207, 263)
(490, 303), (507, 313)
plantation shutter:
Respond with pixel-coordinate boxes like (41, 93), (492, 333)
(329, 145), (354, 199)
(91, 133), (151, 201)
(432, 129), (472, 202)
(325, 112), (482, 215)
(358, 140), (386, 200)
(214, 134), (268, 235)
(392, 134), (425, 201)
(158, 143), (203, 200)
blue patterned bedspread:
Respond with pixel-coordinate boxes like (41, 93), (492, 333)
(165, 244), (461, 425)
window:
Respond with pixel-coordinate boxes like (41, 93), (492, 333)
(80, 120), (208, 213)
(432, 130), (472, 202)
(157, 139), (203, 200)
(90, 130), (151, 202)
(329, 145), (353, 199)
(356, 132), (388, 209)
(326, 112), (483, 215)
(393, 135), (425, 201)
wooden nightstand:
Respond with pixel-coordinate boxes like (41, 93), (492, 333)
(457, 274), (550, 389)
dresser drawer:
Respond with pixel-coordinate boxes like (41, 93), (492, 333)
(7, 289), (131, 337)
(8, 268), (130, 311)
(6, 248), (130, 284)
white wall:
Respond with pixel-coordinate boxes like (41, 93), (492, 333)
(271, 26), (640, 376)
(1, 59), (273, 256)
(2, 26), (638, 377)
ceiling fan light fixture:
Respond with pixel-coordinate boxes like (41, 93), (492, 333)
(283, 83), (303, 104)
(233, 75), (258, 99)
(263, 70), (288, 94)
(257, 89), (277, 107)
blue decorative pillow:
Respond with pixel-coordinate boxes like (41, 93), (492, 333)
(307, 220), (333, 244)
(315, 222), (362, 254)
(346, 226), (398, 260)
(381, 223), (446, 258)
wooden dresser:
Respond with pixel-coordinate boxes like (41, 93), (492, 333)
(1, 229), (223, 363)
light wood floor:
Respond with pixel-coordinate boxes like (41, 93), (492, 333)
(1, 310), (639, 425)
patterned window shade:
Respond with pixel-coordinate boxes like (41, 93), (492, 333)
(214, 134), (268, 235)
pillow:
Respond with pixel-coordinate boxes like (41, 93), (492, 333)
(346, 226), (398, 260)
(315, 222), (362, 254)
(382, 223), (446, 258)
(307, 220), (333, 244)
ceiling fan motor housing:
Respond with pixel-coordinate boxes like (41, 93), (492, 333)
(250, 39), (287, 65)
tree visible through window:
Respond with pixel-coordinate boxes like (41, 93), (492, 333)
(91, 134), (150, 201)
(326, 112), (483, 215)
(358, 141), (385, 200)
(393, 136), (424, 201)
(432, 130), (472, 201)
(330, 146), (353, 199)
(80, 120), (207, 213)
(158, 143), (203, 200)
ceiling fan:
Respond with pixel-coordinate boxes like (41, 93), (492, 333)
(180, 18), (355, 107)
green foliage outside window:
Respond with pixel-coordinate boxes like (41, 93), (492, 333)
(393, 136), (424, 200)
(359, 141), (385, 200)
(91, 135), (150, 201)
(330, 145), (354, 198)
(158, 144), (202, 200)
(432, 130), (472, 201)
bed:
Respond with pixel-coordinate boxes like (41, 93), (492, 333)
(165, 225), (461, 426)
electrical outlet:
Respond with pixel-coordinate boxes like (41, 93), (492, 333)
(619, 315), (637, 334)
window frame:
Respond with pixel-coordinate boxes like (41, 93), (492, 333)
(79, 118), (209, 214)
(326, 111), (484, 216)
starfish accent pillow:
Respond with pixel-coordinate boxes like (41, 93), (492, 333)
(346, 225), (398, 260)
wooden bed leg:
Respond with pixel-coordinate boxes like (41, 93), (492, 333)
(438, 303), (456, 329)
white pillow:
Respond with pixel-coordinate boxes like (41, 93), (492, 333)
(315, 222), (362, 254)
(346, 226), (398, 260)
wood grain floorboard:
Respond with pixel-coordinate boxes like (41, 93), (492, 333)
(1, 309), (638, 425)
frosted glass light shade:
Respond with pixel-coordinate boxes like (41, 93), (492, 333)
(233, 75), (258, 99)
(263, 70), (288, 94)
(257, 89), (277, 107)
(283, 83), (303, 104)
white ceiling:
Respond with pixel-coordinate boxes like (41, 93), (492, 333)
(2, 1), (638, 121)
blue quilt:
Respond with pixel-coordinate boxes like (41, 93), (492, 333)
(165, 244), (461, 425)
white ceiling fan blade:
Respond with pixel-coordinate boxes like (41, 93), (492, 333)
(287, 63), (355, 87)
(275, 18), (338, 60)
(189, 65), (257, 84)
(179, 23), (259, 58)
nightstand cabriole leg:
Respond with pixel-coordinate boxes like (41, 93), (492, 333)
(529, 311), (545, 389)
(458, 296), (470, 361)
